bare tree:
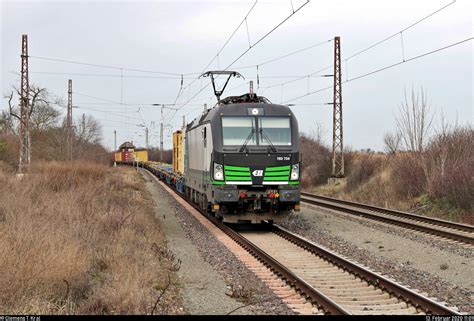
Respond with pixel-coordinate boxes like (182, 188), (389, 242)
(30, 102), (61, 131)
(2, 84), (109, 164)
(309, 121), (326, 145)
(76, 115), (102, 145)
(395, 86), (435, 152)
(5, 85), (62, 166)
(383, 131), (401, 154)
(7, 85), (52, 121)
(0, 111), (15, 135)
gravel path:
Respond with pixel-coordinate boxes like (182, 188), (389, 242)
(281, 204), (473, 314)
(141, 170), (294, 315)
(302, 201), (473, 258)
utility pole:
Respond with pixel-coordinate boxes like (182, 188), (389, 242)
(145, 127), (149, 149)
(160, 107), (164, 162)
(67, 79), (73, 161)
(19, 34), (30, 173)
(331, 36), (344, 178)
(113, 129), (117, 167)
(82, 114), (85, 136)
(153, 104), (178, 162)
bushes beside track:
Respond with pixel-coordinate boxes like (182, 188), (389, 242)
(302, 125), (473, 223)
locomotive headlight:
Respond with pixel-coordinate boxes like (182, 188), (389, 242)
(290, 163), (300, 180)
(214, 163), (224, 181)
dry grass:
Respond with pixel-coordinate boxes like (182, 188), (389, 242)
(306, 126), (473, 223)
(0, 161), (182, 314)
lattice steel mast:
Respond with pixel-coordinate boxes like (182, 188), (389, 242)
(19, 34), (30, 173)
(67, 79), (73, 160)
(331, 36), (344, 178)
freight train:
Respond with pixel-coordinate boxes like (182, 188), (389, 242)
(113, 142), (148, 162)
(114, 92), (301, 224)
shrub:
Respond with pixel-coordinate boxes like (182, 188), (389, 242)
(299, 134), (332, 187)
(423, 126), (473, 210)
(390, 153), (426, 199)
(345, 153), (384, 190)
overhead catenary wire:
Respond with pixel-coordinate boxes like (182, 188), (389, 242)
(223, 0), (310, 71)
(29, 71), (192, 79)
(28, 55), (198, 76)
(22, 0), (311, 125)
(73, 92), (175, 108)
(29, 70), (331, 80)
(259, 64), (333, 93)
(15, 1), (462, 151)
(282, 37), (473, 104)
(85, 115), (139, 127)
(257, 0), (459, 95)
(73, 101), (205, 107)
(174, 0), (310, 113)
(75, 105), (145, 122)
(172, 0), (259, 107)
(233, 38), (333, 69)
(73, 92), (129, 106)
(345, 0), (456, 62)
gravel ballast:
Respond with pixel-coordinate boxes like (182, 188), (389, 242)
(281, 203), (473, 314)
(141, 169), (294, 315)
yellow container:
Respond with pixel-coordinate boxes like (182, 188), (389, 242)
(173, 130), (183, 174)
(134, 150), (148, 162)
(114, 152), (122, 162)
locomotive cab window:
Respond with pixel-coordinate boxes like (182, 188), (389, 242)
(258, 117), (292, 146)
(222, 117), (256, 146)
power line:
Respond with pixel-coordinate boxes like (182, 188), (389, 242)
(256, 0), (458, 96)
(172, 0), (259, 106)
(30, 71), (192, 79)
(233, 38), (333, 69)
(282, 37), (473, 103)
(85, 115), (139, 127)
(75, 105), (145, 122)
(167, 80), (252, 124)
(73, 101), (205, 107)
(345, 0), (456, 61)
(224, 0), (310, 71)
(28, 55), (198, 76)
(259, 64), (332, 93)
(175, 0), (310, 112)
(345, 37), (473, 83)
(29, 70), (329, 80)
(73, 92), (128, 105)
(205, 0), (259, 71)
(73, 92), (178, 108)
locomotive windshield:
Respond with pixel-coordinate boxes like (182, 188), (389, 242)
(222, 116), (291, 146)
(222, 117), (256, 146)
(258, 117), (292, 146)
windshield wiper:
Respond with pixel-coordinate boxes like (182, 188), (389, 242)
(259, 129), (277, 153)
(239, 129), (255, 153)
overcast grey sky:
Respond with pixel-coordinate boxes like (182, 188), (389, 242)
(1, 0), (472, 151)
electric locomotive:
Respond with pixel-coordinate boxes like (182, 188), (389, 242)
(182, 92), (301, 223)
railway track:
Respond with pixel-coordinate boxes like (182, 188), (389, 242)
(138, 165), (461, 315)
(238, 225), (460, 315)
(301, 192), (474, 246)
